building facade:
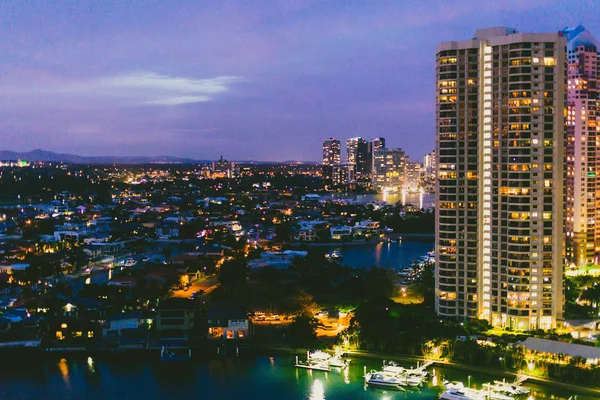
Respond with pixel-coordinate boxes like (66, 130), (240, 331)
(322, 138), (341, 166)
(563, 25), (600, 267)
(436, 27), (566, 330)
(423, 149), (437, 176)
(332, 163), (355, 186)
(367, 137), (386, 175)
(372, 148), (407, 192)
(404, 161), (423, 193)
(346, 137), (369, 178)
(322, 138), (341, 181)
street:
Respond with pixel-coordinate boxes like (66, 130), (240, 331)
(172, 274), (219, 298)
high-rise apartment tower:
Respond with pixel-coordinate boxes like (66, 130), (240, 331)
(322, 138), (341, 166)
(435, 27), (566, 330)
(563, 25), (600, 267)
(346, 137), (369, 177)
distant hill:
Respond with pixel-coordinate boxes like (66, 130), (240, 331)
(0, 149), (203, 164)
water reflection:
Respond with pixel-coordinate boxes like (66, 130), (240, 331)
(87, 356), (95, 373)
(58, 358), (70, 387)
(310, 379), (325, 400)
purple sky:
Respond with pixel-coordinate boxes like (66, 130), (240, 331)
(1, 1), (598, 161)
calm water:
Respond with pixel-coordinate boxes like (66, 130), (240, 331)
(329, 241), (434, 270)
(0, 355), (590, 400)
(320, 193), (435, 209)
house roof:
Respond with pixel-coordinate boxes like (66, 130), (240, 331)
(107, 311), (143, 321)
(207, 304), (247, 320)
(521, 337), (600, 360)
(158, 298), (193, 311)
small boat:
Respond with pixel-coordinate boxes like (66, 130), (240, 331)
(308, 350), (330, 362)
(382, 360), (405, 375)
(439, 389), (486, 400)
(364, 370), (406, 389)
(325, 251), (343, 261)
(328, 350), (350, 368)
(489, 377), (530, 396)
(307, 350), (349, 369)
(295, 355), (330, 372)
(442, 381), (510, 400)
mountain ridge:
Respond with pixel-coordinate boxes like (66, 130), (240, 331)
(0, 149), (319, 165)
(0, 149), (202, 164)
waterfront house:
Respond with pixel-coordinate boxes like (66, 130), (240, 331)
(51, 317), (98, 342)
(156, 298), (195, 340)
(329, 226), (353, 241)
(207, 304), (251, 340)
(103, 311), (150, 348)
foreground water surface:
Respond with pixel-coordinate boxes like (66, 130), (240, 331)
(0, 354), (591, 400)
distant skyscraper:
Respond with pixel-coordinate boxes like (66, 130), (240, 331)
(211, 156), (237, 178)
(436, 27), (566, 330)
(322, 138), (341, 180)
(368, 137), (386, 175)
(372, 148), (406, 192)
(322, 138), (341, 166)
(404, 161), (422, 192)
(562, 25), (600, 267)
(423, 149), (437, 177)
(346, 137), (368, 178)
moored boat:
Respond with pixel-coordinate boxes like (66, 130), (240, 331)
(325, 250), (343, 261)
(364, 370), (407, 389)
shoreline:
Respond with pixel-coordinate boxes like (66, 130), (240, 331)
(289, 234), (435, 248)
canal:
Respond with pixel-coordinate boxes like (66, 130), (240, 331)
(0, 354), (590, 399)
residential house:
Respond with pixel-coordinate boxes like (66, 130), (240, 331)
(156, 222), (180, 239)
(330, 226), (353, 241)
(102, 311), (149, 348)
(156, 298), (195, 340)
(207, 304), (251, 340)
(51, 317), (98, 342)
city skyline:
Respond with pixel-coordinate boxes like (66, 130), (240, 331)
(2, 1), (599, 162)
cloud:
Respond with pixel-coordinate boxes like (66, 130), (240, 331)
(3, 71), (243, 107)
(66, 72), (243, 105)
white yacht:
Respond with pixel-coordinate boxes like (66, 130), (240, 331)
(364, 371), (406, 389)
(442, 381), (514, 400)
(439, 389), (486, 400)
(307, 350), (330, 362)
(489, 378), (530, 396)
(295, 352), (330, 372)
(328, 350), (350, 368)
(295, 358), (330, 372)
(382, 360), (405, 375)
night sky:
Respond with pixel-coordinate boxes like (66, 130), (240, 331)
(2, 0), (598, 161)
